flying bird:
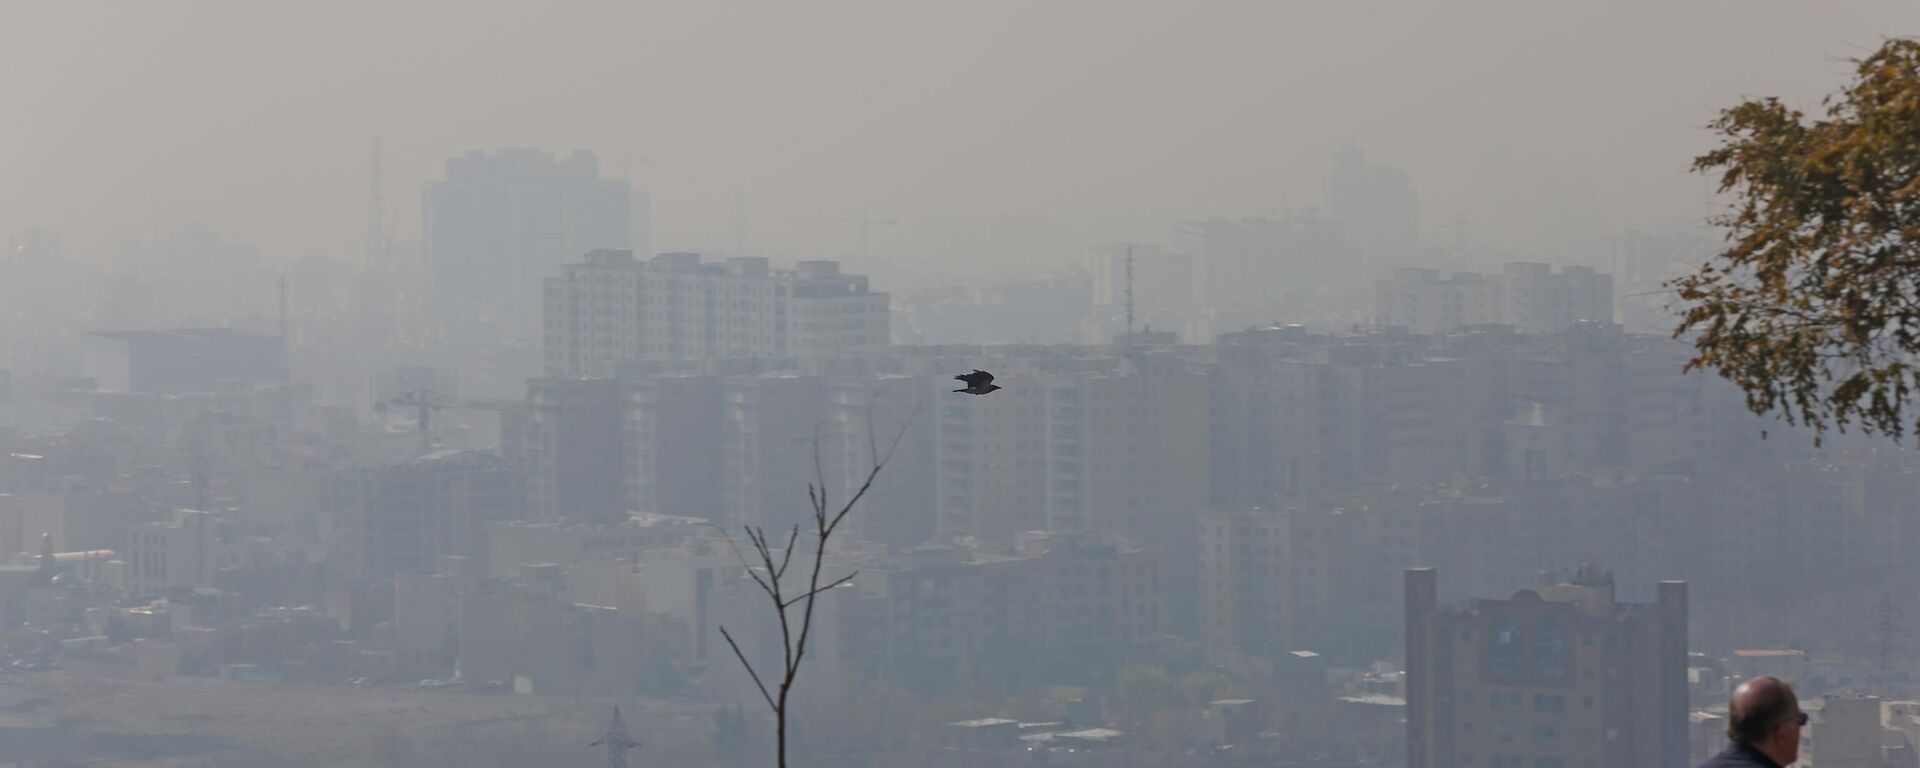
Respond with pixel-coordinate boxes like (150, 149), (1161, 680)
(953, 369), (1001, 395)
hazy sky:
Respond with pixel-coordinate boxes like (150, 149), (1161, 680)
(5, 1), (1918, 266)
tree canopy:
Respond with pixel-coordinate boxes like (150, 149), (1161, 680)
(1674, 38), (1920, 443)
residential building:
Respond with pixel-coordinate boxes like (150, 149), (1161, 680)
(1198, 504), (1364, 660)
(1177, 213), (1347, 337)
(861, 532), (1164, 693)
(126, 509), (235, 599)
(639, 535), (744, 665)
(81, 329), (284, 394)
(324, 450), (520, 586)
(1374, 264), (1614, 337)
(424, 148), (633, 339)
(523, 377), (624, 524)
(721, 373), (829, 531)
(1812, 697), (1920, 768)
(934, 365), (1047, 542)
(829, 374), (938, 550)
(543, 250), (887, 377)
(624, 373), (723, 519)
(1329, 144), (1420, 267)
(1405, 567), (1689, 768)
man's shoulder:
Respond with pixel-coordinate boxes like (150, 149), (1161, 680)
(1698, 744), (1777, 768)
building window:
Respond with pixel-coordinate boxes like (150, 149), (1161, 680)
(1532, 617), (1568, 681)
(1534, 694), (1565, 713)
(1490, 616), (1525, 679)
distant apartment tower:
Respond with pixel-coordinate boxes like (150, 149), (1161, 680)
(1328, 144), (1419, 265)
(721, 374), (829, 531)
(1405, 567), (1688, 768)
(935, 361), (1208, 547)
(523, 377), (625, 524)
(1376, 264), (1614, 336)
(863, 532), (1164, 691)
(828, 375), (938, 550)
(1211, 332), (1489, 503)
(1178, 213), (1345, 326)
(81, 329), (283, 393)
(1198, 505), (1363, 660)
(126, 509), (234, 599)
(934, 372), (1048, 542)
(625, 373), (724, 519)
(543, 250), (888, 377)
(424, 148), (633, 338)
(326, 450), (520, 586)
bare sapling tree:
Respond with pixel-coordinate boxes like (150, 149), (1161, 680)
(718, 395), (918, 768)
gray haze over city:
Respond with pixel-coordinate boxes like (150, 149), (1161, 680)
(3, 2), (1919, 767)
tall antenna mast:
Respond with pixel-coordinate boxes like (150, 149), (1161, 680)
(1124, 243), (1135, 342)
(590, 706), (642, 768)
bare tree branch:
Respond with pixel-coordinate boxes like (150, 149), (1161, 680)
(718, 625), (776, 711)
(781, 571), (859, 610)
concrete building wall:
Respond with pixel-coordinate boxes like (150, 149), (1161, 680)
(1407, 569), (1688, 768)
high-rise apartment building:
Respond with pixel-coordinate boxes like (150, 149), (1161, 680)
(1375, 264), (1614, 337)
(1405, 567), (1688, 768)
(1211, 329), (1490, 502)
(721, 373), (830, 531)
(1178, 213), (1346, 336)
(543, 250), (888, 377)
(523, 377), (624, 524)
(829, 374), (938, 550)
(625, 373), (724, 519)
(934, 368), (1048, 542)
(933, 359), (1200, 544)
(1329, 144), (1420, 266)
(325, 450), (521, 586)
(1198, 504), (1364, 659)
(859, 531), (1164, 692)
(424, 148), (633, 338)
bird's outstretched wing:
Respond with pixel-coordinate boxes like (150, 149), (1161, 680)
(955, 370), (993, 387)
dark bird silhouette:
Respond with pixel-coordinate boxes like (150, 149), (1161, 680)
(953, 369), (1001, 395)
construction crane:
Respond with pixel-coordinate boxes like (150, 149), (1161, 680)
(589, 706), (642, 768)
(379, 389), (528, 454)
(799, 209), (896, 263)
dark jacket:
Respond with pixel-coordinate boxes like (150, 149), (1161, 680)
(1698, 742), (1786, 768)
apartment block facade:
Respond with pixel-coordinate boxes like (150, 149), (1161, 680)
(1405, 567), (1688, 768)
(543, 250), (888, 377)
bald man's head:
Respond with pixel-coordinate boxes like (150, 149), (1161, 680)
(1729, 676), (1800, 745)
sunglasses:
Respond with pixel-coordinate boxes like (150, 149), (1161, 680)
(1794, 711), (1809, 727)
